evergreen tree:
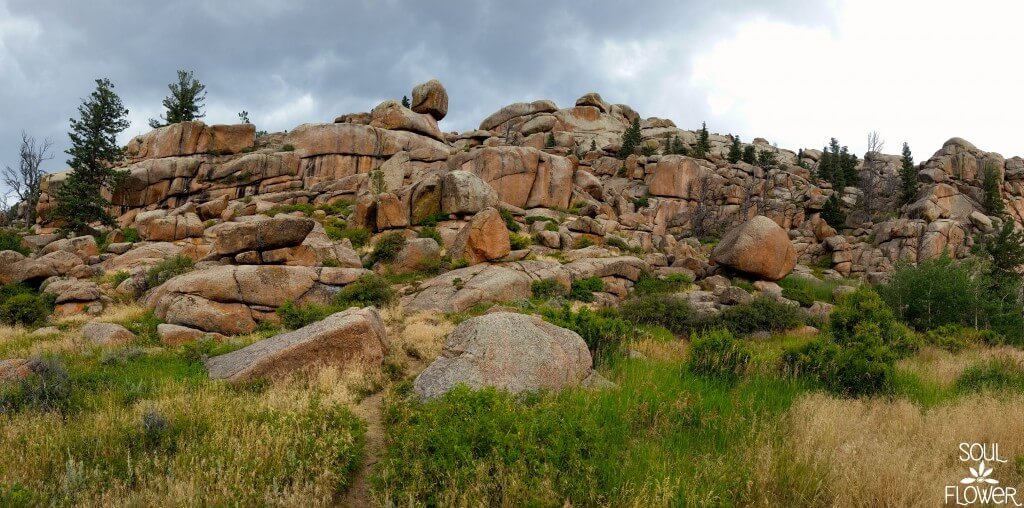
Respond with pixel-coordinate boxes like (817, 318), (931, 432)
(818, 138), (859, 189)
(238, 110), (251, 124)
(589, 139), (597, 152)
(54, 78), (130, 233)
(544, 132), (556, 148)
(670, 135), (688, 156)
(693, 122), (710, 158)
(982, 161), (1005, 215)
(401, 96), (411, 108)
(899, 142), (917, 203)
(618, 118), (641, 158)
(727, 135), (742, 163)
(757, 149), (778, 169)
(974, 220), (1024, 280)
(821, 193), (846, 230)
(742, 145), (757, 164)
(148, 70), (206, 129)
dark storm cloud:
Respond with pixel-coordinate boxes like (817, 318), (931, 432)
(0, 0), (832, 178)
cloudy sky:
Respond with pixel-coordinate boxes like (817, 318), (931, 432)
(1, 0), (1022, 177)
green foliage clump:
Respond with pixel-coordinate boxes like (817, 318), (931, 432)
(618, 118), (641, 158)
(0, 229), (28, 255)
(122, 227), (141, 243)
(664, 135), (688, 155)
(531, 278), (567, 299)
(148, 70), (206, 128)
(144, 255), (195, 290)
(0, 292), (52, 327)
(821, 193), (846, 230)
(756, 150), (777, 169)
(816, 137), (858, 189)
(632, 272), (691, 296)
(955, 357), (1024, 393)
(727, 135), (742, 163)
(108, 270), (131, 288)
(335, 274), (397, 308)
(605, 236), (642, 254)
(574, 236), (595, 249)
(742, 145), (756, 164)
(541, 305), (632, 361)
(498, 208), (520, 233)
(569, 277), (604, 302)
(417, 212), (450, 227)
(417, 226), (442, 245)
(693, 122), (710, 159)
(620, 294), (694, 335)
(688, 328), (751, 380)
(329, 226), (371, 248)
(366, 232), (406, 267)
(509, 234), (532, 250)
(544, 132), (556, 148)
(54, 78), (130, 234)
(982, 161), (1005, 215)
(777, 275), (846, 307)
(900, 142), (918, 204)
(276, 300), (334, 330)
(0, 356), (72, 414)
(710, 297), (803, 336)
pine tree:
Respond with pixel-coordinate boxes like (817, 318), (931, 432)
(589, 139), (597, 152)
(54, 78), (130, 233)
(694, 122), (710, 158)
(899, 142), (917, 203)
(545, 132), (556, 148)
(401, 96), (411, 108)
(982, 161), (1005, 215)
(238, 110), (251, 124)
(817, 138), (859, 189)
(148, 70), (206, 129)
(727, 135), (742, 163)
(742, 145), (756, 164)
(618, 118), (641, 158)
(821, 193), (846, 230)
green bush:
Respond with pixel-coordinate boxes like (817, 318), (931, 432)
(632, 272), (691, 296)
(531, 279), (567, 299)
(0, 356), (72, 414)
(574, 236), (595, 249)
(509, 234), (532, 250)
(688, 328), (752, 381)
(0, 293), (52, 327)
(122, 227), (141, 243)
(620, 294), (694, 334)
(109, 270), (131, 287)
(499, 208), (521, 233)
(777, 275), (845, 307)
(417, 226), (442, 245)
(955, 358), (1024, 393)
(923, 324), (976, 353)
(0, 229), (28, 255)
(365, 232), (406, 267)
(828, 286), (917, 356)
(569, 277), (604, 302)
(276, 300), (334, 330)
(709, 297), (803, 336)
(417, 212), (450, 227)
(144, 255), (195, 290)
(605, 236), (642, 254)
(335, 274), (397, 308)
(540, 305), (632, 361)
(329, 227), (371, 249)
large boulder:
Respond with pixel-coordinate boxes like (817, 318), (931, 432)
(411, 79), (449, 121)
(81, 322), (135, 346)
(450, 146), (573, 209)
(413, 312), (596, 400)
(711, 216), (797, 281)
(126, 121), (255, 160)
(206, 216), (316, 256)
(402, 264), (533, 313)
(370, 100), (444, 142)
(450, 208), (511, 265)
(386, 238), (441, 275)
(441, 170), (499, 215)
(479, 100), (559, 131)
(646, 155), (707, 199)
(206, 307), (386, 384)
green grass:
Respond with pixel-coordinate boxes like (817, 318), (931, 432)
(374, 358), (811, 506)
(777, 274), (851, 306)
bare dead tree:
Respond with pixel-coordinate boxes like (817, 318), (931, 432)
(3, 131), (52, 223)
(866, 130), (885, 156)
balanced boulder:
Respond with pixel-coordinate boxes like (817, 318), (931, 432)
(711, 215), (797, 281)
(411, 79), (449, 121)
(449, 207), (511, 265)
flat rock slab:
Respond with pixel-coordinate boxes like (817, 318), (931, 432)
(205, 307), (386, 384)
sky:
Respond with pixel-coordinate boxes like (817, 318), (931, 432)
(1, 0), (1022, 180)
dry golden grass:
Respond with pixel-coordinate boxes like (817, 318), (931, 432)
(385, 311), (453, 371)
(898, 346), (1024, 388)
(756, 392), (1024, 507)
(630, 338), (687, 363)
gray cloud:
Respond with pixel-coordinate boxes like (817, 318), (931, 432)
(0, 0), (833, 178)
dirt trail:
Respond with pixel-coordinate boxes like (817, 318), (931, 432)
(340, 391), (385, 507)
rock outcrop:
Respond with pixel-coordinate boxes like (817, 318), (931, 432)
(712, 216), (797, 281)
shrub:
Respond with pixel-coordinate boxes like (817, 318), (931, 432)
(544, 222), (558, 232)
(620, 294), (694, 334)
(499, 208), (521, 233)
(923, 324), (975, 353)
(0, 293), (52, 327)
(417, 212), (450, 227)
(688, 328), (751, 380)
(540, 305), (632, 361)
(574, 236), (595, 249)
(281, 143), (295, 152)
(827, 286), (916, 353)
(0, 356), (72, 414)
(365, 232), (406, 267)
(109, 270), (131, 287)
(276, 300), (333, 330)
(531, 278), (567, 299)
(632, 272), (691, 296)
(632, 196), (649, 209)
(955, 358), (1024, 393)
(335, 274), (397, 308)
(605, 236), (642, 254)
(144, 255), (195, 290)
(0, 229), (28, 255)
(569, 277), (604, 302)
(418, 226), (442, 245)
(330, 227), (371, 248)
(710, 297), (803, 336)
(509, 234), (531, 250)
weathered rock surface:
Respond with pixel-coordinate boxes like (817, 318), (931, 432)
(411, 79), (449, 120)
(712, 216), (797, 281)
(82, 322), (135, 346)
(414, 312), (597, 400)
(450, 208), (511, 265)
(206, 307), (386, 384)
(206, 216), (316, 256)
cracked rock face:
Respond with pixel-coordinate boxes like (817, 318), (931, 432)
(413, 312), (595, 400)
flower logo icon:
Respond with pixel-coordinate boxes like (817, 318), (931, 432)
(961, 462), (1000, 485)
